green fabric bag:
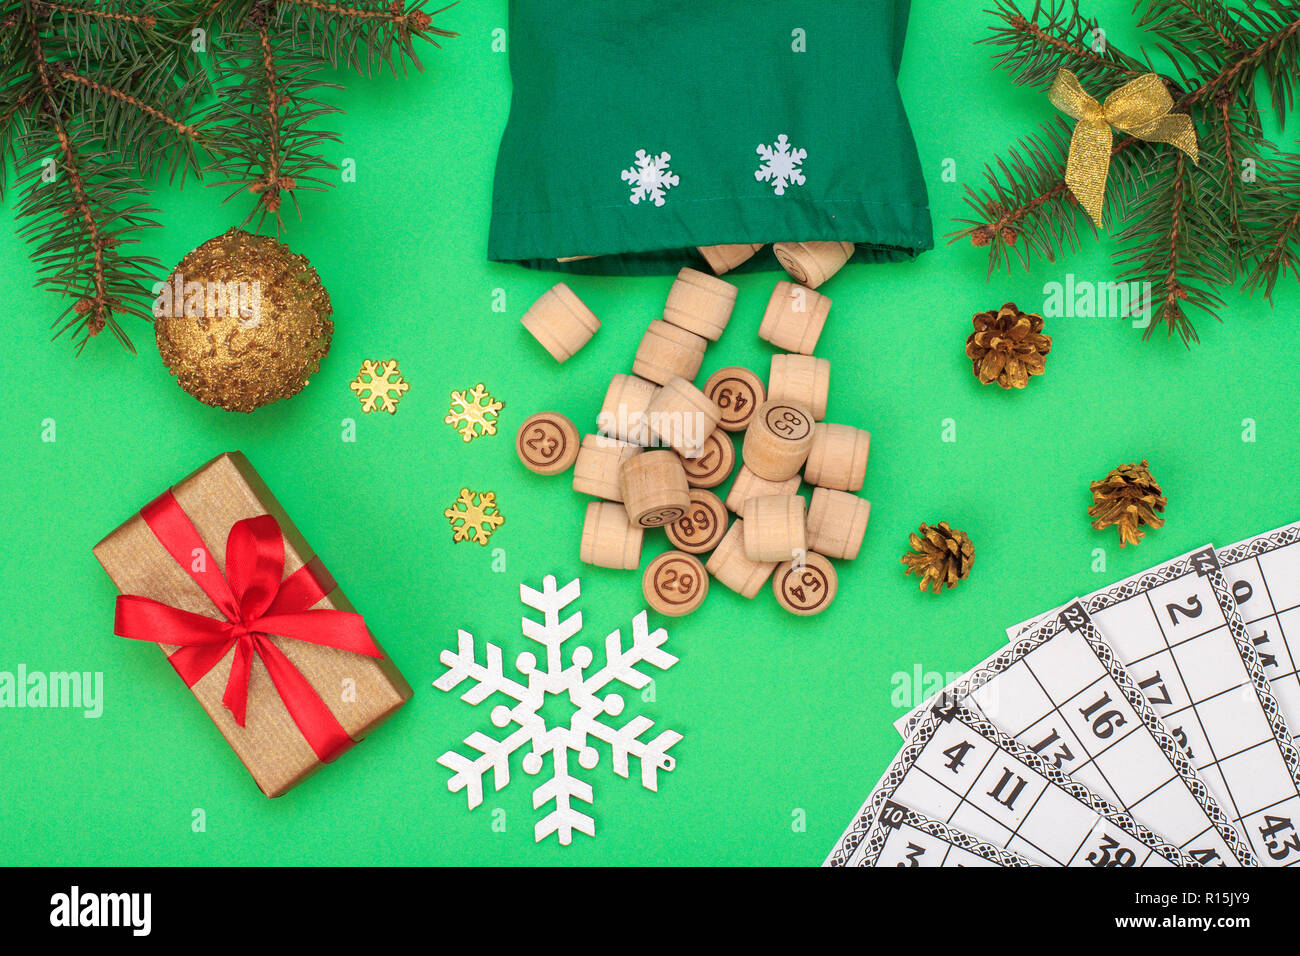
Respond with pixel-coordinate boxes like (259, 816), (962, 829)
(488, 0), (934, 275)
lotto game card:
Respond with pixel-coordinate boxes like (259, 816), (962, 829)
(825, 701), (1190, 867)
(851, 802), (1037, 867)
(1009, 545), (1300, 866)
(1216, 522), (1300, 731)
(896, 602), (1255, 866)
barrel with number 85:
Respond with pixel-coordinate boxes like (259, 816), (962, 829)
(742, 400), (815, 480)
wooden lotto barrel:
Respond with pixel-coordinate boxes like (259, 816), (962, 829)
(521, 283), (600, 362)
(768, 353), (829, 422)
(665, 489), (729, 554)
(697, 243), (763, 275)
(741, 494), (807, 562)
(632, 319), (707, 386)
(619, 450), (691, 528)
(772, 552), (838, 616)
(704, 520), (777, 599)
(598, 373), (659, 446)
(773, 240), (854, 289)
(662, 268), (737, 341)
(580, 501), (644, 570)
(572, 434), (641, 501)
(643, 551), (709, 616)
(647, 376), (722, 459)
(724, 465), (801, 515)
(679, 429), (735, 488)
(703, 366), (766, 432)
(742, 400), (815, 480)
(515, 412), (581, 476)
(758, 281), (830, 355)
(806, 487), (870, 561)
(803, 423), (870, 492)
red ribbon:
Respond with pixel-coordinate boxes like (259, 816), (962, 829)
(113, 490), (381, 762)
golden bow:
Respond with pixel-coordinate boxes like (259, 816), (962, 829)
(1049, 69), (1199, 227)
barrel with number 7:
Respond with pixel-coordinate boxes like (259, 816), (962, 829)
(679, 429), (735, 488)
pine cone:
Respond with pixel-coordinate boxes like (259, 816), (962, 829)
(966, 302), (1051, 389)
(1088, 460), (1166, 547)
(902, 522), (974, 594)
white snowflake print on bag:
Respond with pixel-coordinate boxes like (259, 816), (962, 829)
(755, 134), (806, 196)
(434, 574), (682, 845)
(621, 149), (679, 206)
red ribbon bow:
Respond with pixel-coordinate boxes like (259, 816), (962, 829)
(114, 490), (381, 762)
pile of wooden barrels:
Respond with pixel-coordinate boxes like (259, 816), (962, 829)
(516, 241), (870, 618)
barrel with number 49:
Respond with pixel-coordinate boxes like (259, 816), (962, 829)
(704, 367), (765, 432)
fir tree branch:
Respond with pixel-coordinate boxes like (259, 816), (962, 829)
(0, 85), (35, 192)
(1159, 156), (1193, 332)
(55, 47), (211, 181)
(4, 0), (458, 353)
(1183, 84), (1269, 264)
(1242, 148), (1300, 299)
(204, 2), (341, 230)
(282, 0), (458, 76)
(984, 0), (1148, 90)
(285, 0), (455, 37)
(53, 63), (199, 138)
(1185, 9), (1300, 109)
(1136, 0), (1250, 56)
(975, 1), (1300, 225)
(28, 14), (112, 342)
(34, 0), (179, 64)
(961, 0), (1300, 340)
(0, 85), (34, 125)
(37, 1), (157, 27)
(256, 15), (288, 212)
(1113, 151), (1230, 345)
(1249, 206), (1300, 293)
(19, 5), (160, 350)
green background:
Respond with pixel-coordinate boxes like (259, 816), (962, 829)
(1, 0), (1297, 867)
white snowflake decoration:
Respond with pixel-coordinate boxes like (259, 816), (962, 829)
(620, 149), (679, 207)
(754, 134), (807, 196)
(434, 575), (682, 845)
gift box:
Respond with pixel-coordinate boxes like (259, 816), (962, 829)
(488, 0), (933, 275)
(93, 452), (411, 797)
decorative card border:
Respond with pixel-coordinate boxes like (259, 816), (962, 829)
(826, 701), (1191, 867)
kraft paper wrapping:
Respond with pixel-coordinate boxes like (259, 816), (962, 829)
(92, 452), (411, 797)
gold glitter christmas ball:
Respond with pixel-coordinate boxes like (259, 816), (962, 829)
(154, 229), (333, 413)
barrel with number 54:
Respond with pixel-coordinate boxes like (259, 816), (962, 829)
(772, 552), (838, 616)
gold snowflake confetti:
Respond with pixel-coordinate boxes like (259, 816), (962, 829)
(351, 360), (410, 414)
(444, 489), (505, 546)
(445, 383), (504, 442)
